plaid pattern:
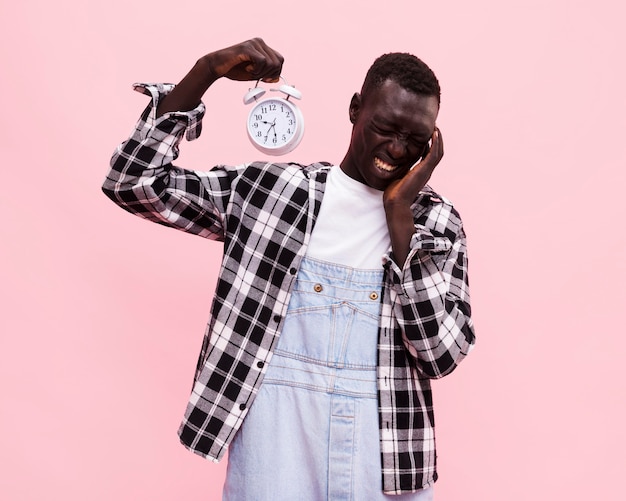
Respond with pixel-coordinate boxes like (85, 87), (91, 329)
(102, 83), (476, 494)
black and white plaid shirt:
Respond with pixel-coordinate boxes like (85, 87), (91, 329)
(103, 83), (476, 495)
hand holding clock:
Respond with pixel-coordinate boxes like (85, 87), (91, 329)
(202, 38), (284, 83)
(156, 38), (284, 117)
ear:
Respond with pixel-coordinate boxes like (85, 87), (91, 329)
(349, 93), (361, 124)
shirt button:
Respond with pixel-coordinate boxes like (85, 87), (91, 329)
(239, 403), (246, 411)
(273, 315), (281, 323)
(369, 292), (379, 300)
(313, 283), (323, 292)
(289, 267), (297, 275)
(257, 361), (264, 369)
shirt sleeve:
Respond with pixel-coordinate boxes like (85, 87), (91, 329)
(102, 83), (236, 241)
(383, 199), (476, 379)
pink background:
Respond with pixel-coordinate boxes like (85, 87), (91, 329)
(2, 0), (625, 499)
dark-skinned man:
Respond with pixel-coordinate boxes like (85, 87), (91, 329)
(103, 38), (475, 499)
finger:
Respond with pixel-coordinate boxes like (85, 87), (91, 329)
(243, 51), (268, 78)
(255, 38), (284, 78)
(225, 41), (269, 79)
(420, 127), (443, 166)
(432, 127), (444, 159)
(248, 38), (284, 81)
(406, 129), (442, 181)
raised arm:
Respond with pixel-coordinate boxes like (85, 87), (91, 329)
(382, 130), (474, 378)
(383, 127), (443, 265)
(102, 39), (284, 238)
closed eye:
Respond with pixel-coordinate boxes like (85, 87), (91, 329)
(370, 123), (393, 136)
(409, 137), (427, 148)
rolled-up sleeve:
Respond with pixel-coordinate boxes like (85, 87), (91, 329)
(102, 83), (235, 241)
(383, 202), (476, 379)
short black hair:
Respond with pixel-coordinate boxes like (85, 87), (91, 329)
(361, 52), (441, 105)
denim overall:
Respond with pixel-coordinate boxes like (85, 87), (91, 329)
(223, 257), (434, 500)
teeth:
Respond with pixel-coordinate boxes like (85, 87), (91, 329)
(374, 157), (397, 172)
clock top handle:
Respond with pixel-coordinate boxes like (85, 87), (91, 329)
(272, 84), (302, 101)
(243, 76), (302, 105)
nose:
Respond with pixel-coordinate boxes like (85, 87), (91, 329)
(387, 136), (408, 160)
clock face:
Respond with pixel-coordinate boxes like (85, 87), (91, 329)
(246, 97), (304, 155)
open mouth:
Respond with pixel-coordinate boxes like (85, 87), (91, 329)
(374, 157), (398, 172)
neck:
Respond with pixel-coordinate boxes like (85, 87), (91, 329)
(339, 151), (361, 185)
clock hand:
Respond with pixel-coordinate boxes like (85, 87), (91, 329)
(265, 119), (278, 142)
(263, 119), (276, 143)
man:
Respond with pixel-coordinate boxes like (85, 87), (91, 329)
(103, 38), (475, 499)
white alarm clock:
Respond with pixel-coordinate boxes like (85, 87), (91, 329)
(243, 78), (304, 156)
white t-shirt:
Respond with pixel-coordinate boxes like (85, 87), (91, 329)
(306, 166), (391, 269)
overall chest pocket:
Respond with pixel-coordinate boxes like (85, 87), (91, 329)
(277, 278), (383, 368)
